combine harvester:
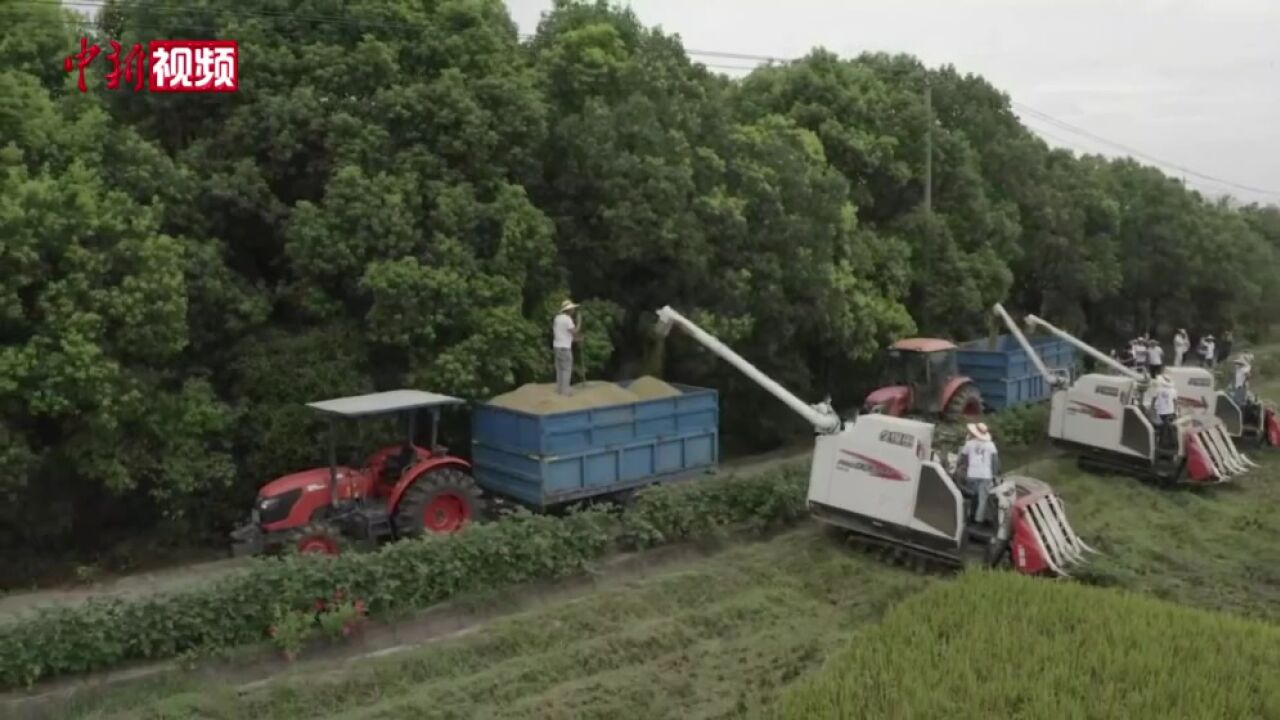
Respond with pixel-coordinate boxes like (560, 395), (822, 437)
(992, 304), (1251, 487)
(1162, 364), (1280, 449)
(654, 305), (1093, 577)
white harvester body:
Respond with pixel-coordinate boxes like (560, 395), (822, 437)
(993, 305), (1251, 485)
(654, 305), (1093, 577)
(1163, 365), (1279, 447)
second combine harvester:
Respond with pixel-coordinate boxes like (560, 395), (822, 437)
(992, 304), (1252, 486)
(654, 305), (1093, 577)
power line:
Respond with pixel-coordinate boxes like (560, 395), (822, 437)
(22, 0), (1279, 197)
(1014, 101), (1280, 197)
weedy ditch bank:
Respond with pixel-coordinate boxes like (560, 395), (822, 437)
(0, 466), (809, 690)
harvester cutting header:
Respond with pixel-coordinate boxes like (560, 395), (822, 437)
(992, 304), (1251, 486)
(654, 305), (1093, 577)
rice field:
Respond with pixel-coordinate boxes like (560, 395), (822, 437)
(777, 570), (1280, 720)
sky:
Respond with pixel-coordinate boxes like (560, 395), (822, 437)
(59, 0), (1280, 205)
(506, 0), (1280, 206)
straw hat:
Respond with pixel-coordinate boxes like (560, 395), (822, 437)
(558, 300), (579, 313)
(1155, 373), (1174, 387)
(966, 422), (991, 442)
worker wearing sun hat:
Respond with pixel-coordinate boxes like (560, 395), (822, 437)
(1199, 334), (1216, 369)
(552, 299), (582, 396)
(1173, 329), (1190, 366)
(1150, 373), (1179, 448)
(1231, 352), (1252, 406)
(957, 422), (999, 525)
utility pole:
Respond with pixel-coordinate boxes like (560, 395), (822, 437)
(923, 82), (932, 214)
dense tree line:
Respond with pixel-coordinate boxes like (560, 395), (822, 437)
(3, 0), (1279, 560)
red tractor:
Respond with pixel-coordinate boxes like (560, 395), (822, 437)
(862, 339), (984, 421)
(229, 390), (483, 556)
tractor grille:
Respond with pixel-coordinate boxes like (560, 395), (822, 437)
(257, 488), (301, 525)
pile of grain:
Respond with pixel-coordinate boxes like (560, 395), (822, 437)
(487, 376), (682, 414)
(627, 376), (683, 400)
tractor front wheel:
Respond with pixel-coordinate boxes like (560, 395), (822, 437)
(943, 384), (984, 421)
(288, 521), (344, 556)
(394, 467), (484, 538)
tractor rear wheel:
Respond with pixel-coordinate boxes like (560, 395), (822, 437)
(943, 384), (984, 421)
(394, 467), (483, 538)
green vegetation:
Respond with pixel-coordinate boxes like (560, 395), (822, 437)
(31, 444), (1280, 718)
(0, 466), (807, 689)
(66, 529), (930, 720)
(778, 571), (1280, 719)
(52, 453), (1280, 719)
(3, 0), (1280, 571)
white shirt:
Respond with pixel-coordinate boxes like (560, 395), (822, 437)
(960, 438), (998, 480)
(1235, 363), (1250, 389)
(1132, 344), (1147, 363)
(552, 313), (576, 349)
(1152, 385), (1177, 416)
(1202, 340), (1215, 359)
(1174, 334), (1189, 352)
(1147, 345), (1163, 365)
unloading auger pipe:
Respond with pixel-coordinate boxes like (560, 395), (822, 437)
(653, 305), (842, 434)
(1025, 314), (1145, 382)
(992, 303), (1061, 388)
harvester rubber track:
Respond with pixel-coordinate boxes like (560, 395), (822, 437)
(832, 526), (966, 576)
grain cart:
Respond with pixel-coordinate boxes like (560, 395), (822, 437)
(655, 305), (1093, 577)
(862, 339), (985, 421)
(1161, 365), (1280, 448)
(230, 391), (482, 556)
(993, 305), (1251, 486)
(230, 383), (721, 556)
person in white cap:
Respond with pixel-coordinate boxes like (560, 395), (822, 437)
(1173, 329), (1189, 367)
(1198, 334), (1216, 369)
(1146, 338), (1164, 378)
(552, 300), (582, 395)
(1149, 373), (1179, 448)
(957, 422), (999, 524)
(1130, 337), (1148, 374)
(1231, 353), (1252, 406)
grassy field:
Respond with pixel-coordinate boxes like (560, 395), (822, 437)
(65, 529), (930, 720)
(61, 455), (1280, 719)
(778, 571), (1280, 719)
(48, 346), (1280, 718)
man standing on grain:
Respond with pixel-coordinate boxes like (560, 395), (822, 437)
(552, 300), (581, 396)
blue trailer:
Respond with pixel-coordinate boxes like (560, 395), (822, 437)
(956, 333), (1080, 411)
(469, 381), (719, 509)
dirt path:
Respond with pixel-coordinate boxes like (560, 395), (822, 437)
(0, 446), (813, 625)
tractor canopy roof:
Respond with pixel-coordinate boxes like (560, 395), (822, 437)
(890, 338), (956, 353)
(306, 389), (465, 418)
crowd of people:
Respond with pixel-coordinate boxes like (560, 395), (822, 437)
(1121, 329), (1234, 372)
